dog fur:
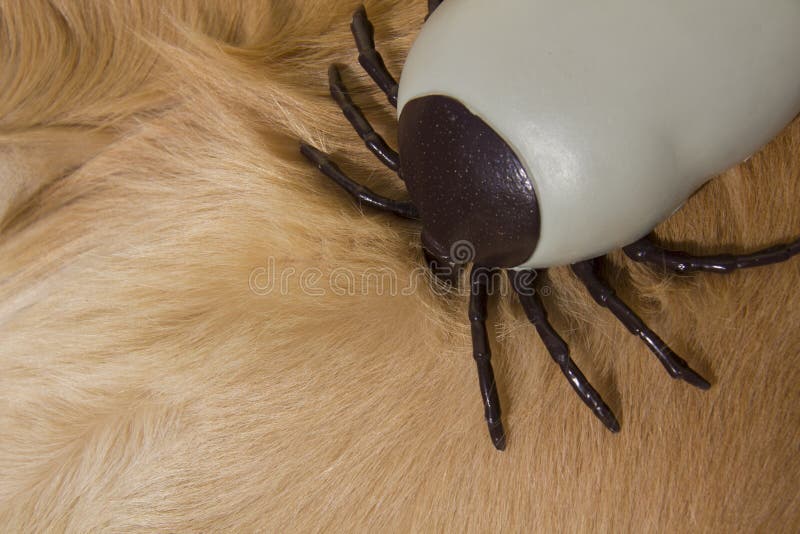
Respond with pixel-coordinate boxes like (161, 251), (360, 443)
(1, 1), (798, 531)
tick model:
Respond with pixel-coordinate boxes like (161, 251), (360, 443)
(300, 0), (800, 450)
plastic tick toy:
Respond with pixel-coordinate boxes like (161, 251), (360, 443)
(300, 0), (800, 450)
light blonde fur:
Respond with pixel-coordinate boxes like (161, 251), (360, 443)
(1, 1), (798, 531)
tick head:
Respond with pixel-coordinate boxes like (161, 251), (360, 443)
(398, 95), (540, 269)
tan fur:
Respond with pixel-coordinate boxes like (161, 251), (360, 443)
(1, 1), (798, 531)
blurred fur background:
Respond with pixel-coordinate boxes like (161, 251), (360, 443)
(1, 1), (798, 531)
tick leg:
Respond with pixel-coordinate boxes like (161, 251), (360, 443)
(350, 6), (398, 108)
(469, 265), (506, 450)
(427, 0), (444, 18)
(623, 235), (800, 274)
(423, 248), (462, 288)
(572, 259), (710, 390)
(508, 269), (620, 432)
(299, 142), (417, 219)
(328, 65), (400, 173)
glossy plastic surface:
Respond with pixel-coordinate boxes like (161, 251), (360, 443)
(398, 0), (800, 268)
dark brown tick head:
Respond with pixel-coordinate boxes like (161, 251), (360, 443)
(397, 95), (540, 269)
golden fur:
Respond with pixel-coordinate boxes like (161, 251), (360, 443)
(1, 1), (798, 531)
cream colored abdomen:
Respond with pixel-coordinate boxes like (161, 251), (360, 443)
(398, 0), (800, 268)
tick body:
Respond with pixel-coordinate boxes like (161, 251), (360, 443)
(300, 0), (800, 450)
(402, 0), (800, 268)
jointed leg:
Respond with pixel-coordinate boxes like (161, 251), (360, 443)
(427, 0), (444, 18)
(328, 65), (400, 173)
(469, 265), (506, 450)
(624, 235), (800, 274)
(572, 258), (711, 389)
(299, 143), (417, 219)
(508, 270), (620, 432)
(351, 6), (399, 107)
(423, 248), (462, 287)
